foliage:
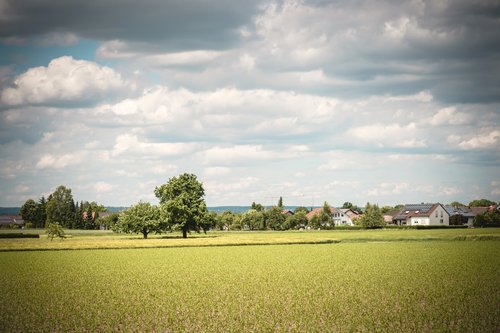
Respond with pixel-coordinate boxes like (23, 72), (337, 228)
(469, 198), (496, 207)
(342, 201), (363, 214)
(241, 209), (265, 230)
(284, 211), (308, 230)
(118, 201), (162, 239)
(45, 222), (66, 240)
(155, 173), (208, 238)
(250, 202), (264, 212)
(217, 211), (241, 230)
(265, 206), (286, 230)
(449, 214), (468, 226)
(380, 205), (394, 214)
(19, 197), (47, 228)
(98, 213), (120, 230)
(358, 203), (386, 229)
(310, 202), (333, 229)
(46, 186), (75, 228)
(473, 210), (500, 228)
(293, 206), (309, 214)
(449, 201), (466, 207)
(277, 196), (283, 208)
(0, 242), (498, 332)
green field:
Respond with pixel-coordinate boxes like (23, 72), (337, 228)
(0, 231), (499, 332)
(1, 227), (499, 251)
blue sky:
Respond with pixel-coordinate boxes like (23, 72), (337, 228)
(0, 0), (499, 207)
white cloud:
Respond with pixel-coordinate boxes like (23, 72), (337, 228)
(204, 167), (231, 177)
(1, 56), (134, 106)
(448, 130), (500, 150)
(36, 153), (84, 169)
(112, 134), (198, 158)
(348, 122), (427, 148)
(94, 182), (113, 193)
(428, 107), (473, 126)
(147, 50), (223, 66)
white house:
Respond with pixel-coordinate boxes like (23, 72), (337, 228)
(393, 203), (449, 226)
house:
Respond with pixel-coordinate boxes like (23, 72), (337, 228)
(444, 205), (476, 227)
(334, 208), (359, 226)
(306, 207), (359, 226)
(281, 210), (294, 216)
(0, 215), (24, 228)
(393, 203), (449, 226)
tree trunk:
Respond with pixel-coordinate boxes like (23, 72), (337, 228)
(182, 226), (187, 239)
(142, 228), (148, 239)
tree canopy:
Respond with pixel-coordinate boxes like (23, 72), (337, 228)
(155, 173), (208, 238)
(46, 185), (75, 228)
(358, 203), (385, 229)
(117, 201), (162, 239)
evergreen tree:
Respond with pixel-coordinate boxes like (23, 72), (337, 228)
(278, 196), (283, 208)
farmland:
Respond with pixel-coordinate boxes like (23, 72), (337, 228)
(0, 232), (499, 332)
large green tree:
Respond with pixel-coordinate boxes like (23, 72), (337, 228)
(118, 201), (162, 239)
(241, 209), (265, 230)
(155, 173), (208, 238)
(265, 206), (286, 230)
(46, 185), (76, 228)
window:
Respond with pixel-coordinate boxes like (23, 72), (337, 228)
(441, 210), (443, 218)
(435, 211), (438, 218)
(440, 219), (443, 224)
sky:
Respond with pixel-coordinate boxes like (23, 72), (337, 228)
(0, 0), (499, 208)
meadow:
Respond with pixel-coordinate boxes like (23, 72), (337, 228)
(0, 230), (499, 332)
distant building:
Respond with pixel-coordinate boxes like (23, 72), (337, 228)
(393, 203), (449, 226)
(0, 215), (24, 228)
(306, 207), (359, 226)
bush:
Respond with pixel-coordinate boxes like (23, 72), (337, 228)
(0, 233), (40, 238)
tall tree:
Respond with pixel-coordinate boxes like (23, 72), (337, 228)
(318, 201), (333, 228)
(155, 173), (208, 238)
(46, 185), (75, 228)
(37, 196), (47, 228)
(20, 199), (38, 227)
(117, 201), (162, 239)
(278, 196), (283, 208)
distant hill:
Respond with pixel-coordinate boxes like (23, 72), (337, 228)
(1, 206), (316, 216)
(0, 207), (21, 215)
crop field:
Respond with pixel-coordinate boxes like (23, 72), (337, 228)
(0, 240), (499, 332)
(0, 227), (499, 251)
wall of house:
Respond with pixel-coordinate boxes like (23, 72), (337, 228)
(410, 217), (430, 226)
(428, 205), (450, 225)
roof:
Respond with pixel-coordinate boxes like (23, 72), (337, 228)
(394, 203), (445, 220)
(0, 215), (24, 225)
(306, 207), (337, 220)
(444, 205), (475, 218)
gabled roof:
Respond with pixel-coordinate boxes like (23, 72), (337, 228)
(394, 203), (446, 220)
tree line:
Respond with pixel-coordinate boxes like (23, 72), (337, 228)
(20, 185), (106, 230)
(19, 173), (499, 237)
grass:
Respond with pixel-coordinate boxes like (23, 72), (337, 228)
(0, 227), (499, 251)
(0, 241), (498, 332)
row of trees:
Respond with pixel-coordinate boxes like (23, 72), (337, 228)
(20, 185), (106, 229)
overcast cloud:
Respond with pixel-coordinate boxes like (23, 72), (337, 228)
(0, 0), (499, 207)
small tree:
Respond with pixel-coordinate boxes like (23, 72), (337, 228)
(359, 203), (385, 229)
(46, 222), (66, 241)
(118, 201), (162, 239)
(278, 196), (283, 208)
